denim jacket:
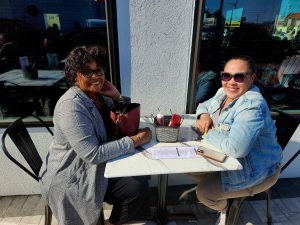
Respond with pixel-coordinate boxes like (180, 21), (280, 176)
(196, 85), (282, 192)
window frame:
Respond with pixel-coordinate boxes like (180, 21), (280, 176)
(186, 0), (205, 113)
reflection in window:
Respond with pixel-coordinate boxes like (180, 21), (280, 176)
(0, 0), (108, 118)
(195, 0), (300, 111)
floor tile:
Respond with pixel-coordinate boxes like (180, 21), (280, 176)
(240, 201), (263, 224)
(281, 197), (300, 213)
(0, 196), (13, 217)
(2, 178), (300, 225)
(287, 211), (300, 225)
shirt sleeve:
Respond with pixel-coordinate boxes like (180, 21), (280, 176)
(54, 98), (135, 164)
(205, 100), (265, 158)
(196, 96), (214, 118)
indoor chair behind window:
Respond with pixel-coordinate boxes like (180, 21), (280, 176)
(0, 81), (44, 117)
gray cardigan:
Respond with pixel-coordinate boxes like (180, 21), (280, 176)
(39, 86), (135, 225)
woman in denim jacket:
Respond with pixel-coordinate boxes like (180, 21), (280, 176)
(194, 55), (282, 225)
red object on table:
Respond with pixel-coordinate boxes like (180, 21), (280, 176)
(168, 114), (181, 127)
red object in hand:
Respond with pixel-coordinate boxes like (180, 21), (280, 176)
(169, 114), (181, 127)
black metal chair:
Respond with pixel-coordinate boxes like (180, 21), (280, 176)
(1, 115), (106, 225)
(1, 115), (53, 225)
(226, 111), (300, 225)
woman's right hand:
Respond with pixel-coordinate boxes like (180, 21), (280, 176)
(99, 80), (121, 100)
(130, 127), (152, 148)
(195, 113), (213, 134)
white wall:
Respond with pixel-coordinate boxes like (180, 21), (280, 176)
(280, 125), (300, 178)
(117, 0), (195, 116)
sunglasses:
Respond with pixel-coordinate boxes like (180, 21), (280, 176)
(220, 72), (250, 83)
(80, 68), (105, 78)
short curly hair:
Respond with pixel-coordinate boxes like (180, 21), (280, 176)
(64, 45), (107, 87)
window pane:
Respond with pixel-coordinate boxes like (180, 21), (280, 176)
(196, 0), (300, 111)
(0, 1), (107, 118)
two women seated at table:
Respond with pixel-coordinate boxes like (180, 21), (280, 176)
(193, 55), (282, 225)
(39, 46), (152, 225)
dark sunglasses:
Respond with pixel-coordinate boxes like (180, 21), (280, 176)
(80, 68), (105, 78)
(220, 72), (250, 83)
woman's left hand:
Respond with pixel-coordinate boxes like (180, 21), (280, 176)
(99, 80), (121, 100)
(195, 113), (213, 134)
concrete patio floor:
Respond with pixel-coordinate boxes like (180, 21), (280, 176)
(1, 178), (300, 225)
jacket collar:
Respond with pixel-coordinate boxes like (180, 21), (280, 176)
(70, 86), (108, 142)
(211, 85), (259, 122)
(215, 84), (259, 105)
(71, 86), (95, 108)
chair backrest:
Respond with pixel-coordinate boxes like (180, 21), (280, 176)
(1, 115), (53, 181)
(0, 81), (37, 117)
(274, 111), (300, 172)
(0, 81), (17, 115)
(277, 56), (300, 87)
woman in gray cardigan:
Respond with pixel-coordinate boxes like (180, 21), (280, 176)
(39, 46), (152, 225)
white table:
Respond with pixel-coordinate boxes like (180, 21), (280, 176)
(104, 115), (242, 223)
(0, 69), (65, 87)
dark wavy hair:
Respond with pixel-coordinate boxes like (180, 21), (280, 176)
(64, 45), (107, 87)
(227, 55), (257, 74)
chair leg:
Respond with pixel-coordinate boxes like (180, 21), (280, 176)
(45, 204), (52, 225)
(226, 197), (248, 225)
(266, 189), (272, 225)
